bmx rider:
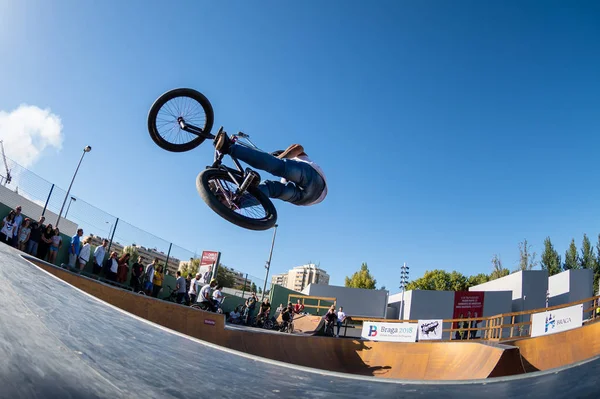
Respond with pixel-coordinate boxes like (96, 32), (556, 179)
(214, 134), (327, 207)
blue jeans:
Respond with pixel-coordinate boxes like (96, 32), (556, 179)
(229, 144), (325, 206)
(27, 240), (39, 256)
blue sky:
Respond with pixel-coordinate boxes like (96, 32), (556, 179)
(1, 1), (599, 290)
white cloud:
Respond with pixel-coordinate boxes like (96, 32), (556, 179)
(0, 104), (64, 167)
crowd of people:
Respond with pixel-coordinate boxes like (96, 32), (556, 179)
(2, 206), (353, 339)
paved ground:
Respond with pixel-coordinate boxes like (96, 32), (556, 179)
(1, 243), (599, 398)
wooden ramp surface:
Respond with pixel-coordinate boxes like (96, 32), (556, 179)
(508, 319), (600, 372)
(29, 257), (526, 380)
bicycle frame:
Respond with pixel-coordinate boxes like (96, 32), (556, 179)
(178, 120), (263, 198)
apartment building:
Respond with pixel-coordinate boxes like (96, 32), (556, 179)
(271, 263), (329, 292)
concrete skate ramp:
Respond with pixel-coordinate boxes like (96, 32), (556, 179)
(1, 245), (600, 398)
(509, 319), (600, 372)
(23, 253), (522, 380)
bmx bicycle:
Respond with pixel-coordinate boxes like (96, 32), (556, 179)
(147, 88), (277, 231)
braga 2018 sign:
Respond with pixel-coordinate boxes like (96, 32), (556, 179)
(361, 322), (418, 342)
(530, 304), (583, 338)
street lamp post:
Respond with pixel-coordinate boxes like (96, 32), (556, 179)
(56, 146), (91, 228)
(399, 262), (410, 320)
(261, 224), (278, 301)
(64, 196), (76, 219)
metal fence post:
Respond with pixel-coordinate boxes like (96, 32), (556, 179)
(107, 218), (119, 254)
(241, 273), (248, 298)
(42, 184), (54, 216)
(164, 243), (172, 276)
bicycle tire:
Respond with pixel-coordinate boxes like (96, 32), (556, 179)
(263, 320), (274, 330)
(196, 168), (277, 231)
(147, 88), (215, 152)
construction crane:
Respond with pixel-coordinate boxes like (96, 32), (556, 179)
(0, 140), (12, 186)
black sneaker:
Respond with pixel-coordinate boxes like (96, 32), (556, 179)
(214, 131), (232, 154)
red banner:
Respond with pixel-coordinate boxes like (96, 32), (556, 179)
(200, 251), (219, 267)
(198, 251), (220, 283)
(453, 291), (485, 328)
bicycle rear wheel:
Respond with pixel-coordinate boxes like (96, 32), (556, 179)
(148, 88), (214, 152)
(196, 169), (277, 231)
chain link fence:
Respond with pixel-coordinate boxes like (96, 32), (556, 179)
(0, 156), (266, 302)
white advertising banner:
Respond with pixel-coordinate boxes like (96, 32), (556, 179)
(361, 322), (418, 342)
(530, 304), (583, 338)
(417, 319), (443, 340)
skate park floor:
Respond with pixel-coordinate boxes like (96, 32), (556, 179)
(1, 243), (599, 398)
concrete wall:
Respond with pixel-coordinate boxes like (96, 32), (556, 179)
(549, 269), (594, 318)
(469, 270), (549, 323)
(303, 284), (388, 318)
(0, 185), (78, 237)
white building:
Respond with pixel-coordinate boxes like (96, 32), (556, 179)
(271, 263), (330, 292)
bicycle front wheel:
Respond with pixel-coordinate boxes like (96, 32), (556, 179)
(148, 88), (214, 152)
(196, 169), (277, 231)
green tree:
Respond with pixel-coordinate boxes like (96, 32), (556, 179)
(489, 254), (509, 280)
(216, 265), (236, 288)
(468, 273), (489, 287)
(448, 271), (469, 291)
(517, 239), (538, 271)
(540, 237), (562, 276)
(122, 245), (139, 266)
(406, 269), (469, 291)
(580, 234), (597, 271)
(564, 239), (580, 270)
(344, 263), (377, 289)
(179, 258), (199, 277)
(251, 282), (258, 293)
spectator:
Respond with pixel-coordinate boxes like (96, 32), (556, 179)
(454, 313), (465, 340)
(324, 305), (338, 335)
(38, 224), (54, 261)
(26, 216), (45, 256)
(93, 239), (108, 275)
(68, 228), (84, 267)
(243, 292), (258, 325)
(144, 258), (158, 295)
(175, 270), (187, 303)
(130, 256), (144, 292)
(198, 279), (218, 311)
(47, 228), (63, 265)
(280, 303), (293, 332)
(78, 237), (92, 271)
(336, 306), (347, 337)
(293, 299), (305, 315)
(11, 206), (23, 248)
(255, 297), (271, 326)
(185, 274), (192, 292)
(228, 306), (242, 324)
(104, 251), (119, 281)
(275, 303), (284, 318)
(188, 272), (201, 303)
(212, 284), (224, 312)
(152, 265), (164, 297)
(117, 253), (131, 283)
(0, 211), (16, 244)
(17, 218), (31, 251)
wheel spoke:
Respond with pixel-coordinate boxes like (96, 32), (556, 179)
(153, 94), (208, 147)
